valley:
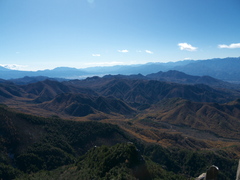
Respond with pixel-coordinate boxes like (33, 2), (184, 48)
(0, 69), (240, 179)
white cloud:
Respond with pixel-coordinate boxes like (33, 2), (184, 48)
(84, 61), (125, 67)
(118, 49), (129, 53)
(0, 64), (28, 70)
(145, 50), (153, 54)
(218, 43), (240, 49)
(92, 54), (101, 57)
(178, 43), (197, 51)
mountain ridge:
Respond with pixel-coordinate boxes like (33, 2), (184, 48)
(1, 73), (240, 118)
(41, 93), (136, 117)
(138, 98), (240, 140)
(1, 57), (240, 82)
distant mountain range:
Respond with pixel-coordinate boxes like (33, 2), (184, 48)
(1, 57), (240, 82)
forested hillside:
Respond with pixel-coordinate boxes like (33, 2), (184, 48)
(0, 105), (239, 179)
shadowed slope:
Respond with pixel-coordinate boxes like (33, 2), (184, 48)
(21, 79), (97, 103)
(41, 93), (136, 117)
(0, 105), (131, 179)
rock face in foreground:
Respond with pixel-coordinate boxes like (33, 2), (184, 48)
(236, 159), (240, 180)
(195, 165), (218, 180)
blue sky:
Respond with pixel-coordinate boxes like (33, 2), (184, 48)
(0, 0), (240, 71)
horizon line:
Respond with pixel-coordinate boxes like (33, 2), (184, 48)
(0, 56), (239, 72)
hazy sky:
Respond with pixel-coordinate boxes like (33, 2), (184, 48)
(1, 0), (240, 71)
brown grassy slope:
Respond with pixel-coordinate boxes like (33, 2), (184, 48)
(135, 98), (240, 140)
